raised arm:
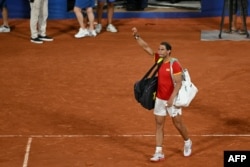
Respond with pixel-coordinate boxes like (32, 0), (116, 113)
(132, 27), (154, 57)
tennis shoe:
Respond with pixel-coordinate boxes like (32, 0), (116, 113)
(184, 140), (192, 157)
(150, 152), (165, 162)
(75, 28), (89, 38)
(30, 37), (43, 44)
(38, 35), (53, 41)
(89, 29), (97, 37)
(0, 25), (10, 32)
(95, 24), (102, 33)
(106, 24), (117, 33)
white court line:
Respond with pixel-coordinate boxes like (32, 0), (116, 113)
(0, 134), (250, 138)
(22, 137), (32, 167)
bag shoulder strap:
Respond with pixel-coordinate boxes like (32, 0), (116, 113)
(169, 57), (178, 76)
(141, 58), (163, 80)
(169, 57), (185, 84)
(170, 57), (178, 64)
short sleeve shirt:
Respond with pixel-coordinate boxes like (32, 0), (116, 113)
(155, 53), (182, 100)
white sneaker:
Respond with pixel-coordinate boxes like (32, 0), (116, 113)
(95, 24), (102, 34)
(106, 24), (117, 33)
(74, 28), (89, 38)
(183, 140), (192, 157)
(150, 152), (165, 162)
(89, 30), (97, 37)
(0, 25), (10, 33)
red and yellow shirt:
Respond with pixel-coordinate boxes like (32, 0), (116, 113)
(155, 53), (182, 100)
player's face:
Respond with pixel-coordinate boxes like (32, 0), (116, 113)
(157, 45), (169, 57)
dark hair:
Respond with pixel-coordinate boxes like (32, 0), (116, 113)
(160, 42), (172, 51)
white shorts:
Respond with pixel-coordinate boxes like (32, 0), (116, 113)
(154, 97), (182, 117)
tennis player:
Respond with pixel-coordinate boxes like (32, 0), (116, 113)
(132, 27), (192, 162)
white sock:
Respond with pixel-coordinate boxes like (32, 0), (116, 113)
(155, 146), (162, 153)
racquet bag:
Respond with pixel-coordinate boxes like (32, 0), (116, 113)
(134, 60), (162, 110)
(170, 58), (198, 107)
(174, 69), (198, 107)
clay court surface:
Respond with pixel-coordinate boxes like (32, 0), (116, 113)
(0, 17), (250, 167)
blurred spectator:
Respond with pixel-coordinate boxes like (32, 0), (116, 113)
(0, 0), (10, 33)
(74, 0), (97, 38)
(29, 0), (53, 44)
(95, 0), (117, 33)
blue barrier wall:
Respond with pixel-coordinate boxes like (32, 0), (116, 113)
(6, 0), (30, 18)
(2, 0), (250, 19)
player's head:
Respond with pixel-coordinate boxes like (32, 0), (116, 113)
(160, 42), (172, 51)
(158, 42), (172, 57)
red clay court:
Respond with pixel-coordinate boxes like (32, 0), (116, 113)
(0, 17), (250, 167)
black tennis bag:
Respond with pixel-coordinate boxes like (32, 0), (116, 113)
(134, 60), (163, 110)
